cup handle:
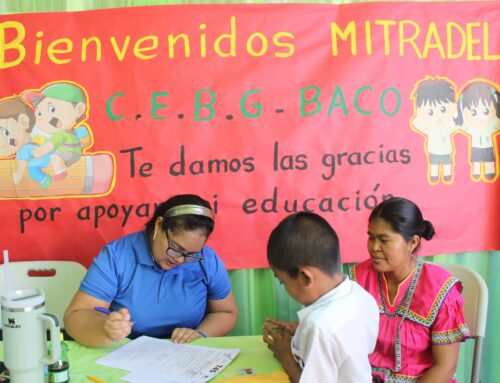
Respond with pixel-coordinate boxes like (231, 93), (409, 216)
(39, 313), (61, 365)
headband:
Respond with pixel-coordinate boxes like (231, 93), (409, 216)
(164, 204), (214, 220)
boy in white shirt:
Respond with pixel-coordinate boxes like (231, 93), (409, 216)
(263, 212), (379, 383)
(410, 77), (460, 184)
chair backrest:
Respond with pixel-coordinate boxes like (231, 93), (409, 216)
(0, 261), (87, 328)
(435, 262), (488, 383)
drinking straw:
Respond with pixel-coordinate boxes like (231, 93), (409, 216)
(3, 250), (12, 300)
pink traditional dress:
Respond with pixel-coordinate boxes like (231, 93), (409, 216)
(350, 260), (470, 383)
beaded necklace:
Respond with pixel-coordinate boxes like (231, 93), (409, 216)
(377, 260), (423, 373)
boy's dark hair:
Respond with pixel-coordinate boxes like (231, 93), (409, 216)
(369, 197), (434, 252)
(414, 78), (456, 108)
(145, 194), (214, 237)
(267, 212), (341, 278)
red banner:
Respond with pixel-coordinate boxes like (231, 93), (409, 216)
(0, 3), (499, 269)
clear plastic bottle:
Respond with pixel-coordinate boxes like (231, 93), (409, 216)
(48, 333), (69, 383)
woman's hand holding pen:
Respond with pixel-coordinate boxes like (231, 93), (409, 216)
(100, 307), (133, 342)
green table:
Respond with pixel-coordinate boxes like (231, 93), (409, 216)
(2, 336), (286, 382)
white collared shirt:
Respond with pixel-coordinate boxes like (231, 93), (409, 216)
(292, 278), (379, 383)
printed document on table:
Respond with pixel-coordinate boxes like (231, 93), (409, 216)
(96, 335), (239, 383)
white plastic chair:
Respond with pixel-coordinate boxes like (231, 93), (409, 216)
(436, 263), (488, 383)
(0, 261), (87, 328)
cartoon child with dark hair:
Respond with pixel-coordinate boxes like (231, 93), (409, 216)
(456, 81), (500, 181)
(0, 98), (52, 188)
(22, 83), (90, 182)
(410, 77), (460, 184)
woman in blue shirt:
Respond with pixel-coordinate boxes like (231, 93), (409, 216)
(64, 194), (238, 347)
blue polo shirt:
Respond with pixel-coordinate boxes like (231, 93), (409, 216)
(80, 231), (231, 338)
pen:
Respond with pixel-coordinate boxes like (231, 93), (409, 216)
(86, 375), (105, 383)
(94, 306), (134, 324)
(94, 306), (112, 315)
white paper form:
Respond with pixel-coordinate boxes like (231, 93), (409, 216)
(96, 336), (239, 383)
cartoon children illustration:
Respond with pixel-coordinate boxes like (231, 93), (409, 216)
(0, 98), (53, 188)
(456, 81), (500, 181)
(410, 77), (460, 184)
(22, 83), (90, 182)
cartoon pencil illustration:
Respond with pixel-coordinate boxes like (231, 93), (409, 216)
(0, 153), (114, 199)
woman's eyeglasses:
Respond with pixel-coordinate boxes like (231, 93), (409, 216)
(165, 232), (204, 263)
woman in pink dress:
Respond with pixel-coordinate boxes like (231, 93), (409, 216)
(350, 197), (470, 383)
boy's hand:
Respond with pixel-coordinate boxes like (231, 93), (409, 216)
(263, 327), (293, 363)
(32, 146), (44, 158)
(263, 317), (298, 335)
(32, 142), (54, 158)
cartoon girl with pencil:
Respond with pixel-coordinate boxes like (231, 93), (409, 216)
(456, 80), (500, 182)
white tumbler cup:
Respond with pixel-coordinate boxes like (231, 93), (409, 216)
(2, 288), (61, 383)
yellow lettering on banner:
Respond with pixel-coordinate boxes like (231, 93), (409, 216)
(483, 22), (500, 60)
(0, 21), (25, 69)
(133, 36), (158, 60)
(422, 22), (445, 59)
(110, 36), (131, 61)
(330, 19), (497, 61)
(466, 22), (481, 60)
(3, 17), (497, 66)
(374, 20), (397, 55)
(399, 20), (422, 58)
(81, 37), (102, 62)
(331, 21), (357, 56)
(273, 32), (295, 58)
(199, 24), (207, 58)
(446, 22), (466, 59)
(168, 34), (190, 59)
(214, 16), (236, 57)
(365, 21), (373, 55)
(247, 32), (268, 57)
(47, 38), (73, 64)
(34, 31), (43, 64)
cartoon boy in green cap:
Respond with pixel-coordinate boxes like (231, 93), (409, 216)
(22, 82), (90, 182)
